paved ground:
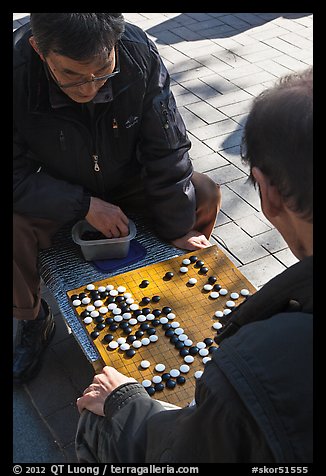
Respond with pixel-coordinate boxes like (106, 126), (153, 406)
(13, 12), (313, 463)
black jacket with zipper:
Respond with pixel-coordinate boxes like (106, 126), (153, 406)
(13, 22), (195, 240)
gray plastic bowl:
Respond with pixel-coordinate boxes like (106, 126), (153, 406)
(72, 219), (136, 261)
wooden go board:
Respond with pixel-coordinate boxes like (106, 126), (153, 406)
(67, 245), (256, 408)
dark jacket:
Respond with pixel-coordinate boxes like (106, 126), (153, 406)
(13, 22), (195, 240)
(76, 256), (313, 463)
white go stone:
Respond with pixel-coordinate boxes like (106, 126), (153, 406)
(98, 286), (106, 293)
(167, 312), (176, 320)
(137, 315), (147, 322)
(184, 355), (194, 364)
(141, 360), (151, 369)
(99, 306), (108, 314)
(106, 284), (114, 291)
(117, 337), (126, 345)
(120, 343), (130, 351)
(159, 317), (168, 325)
(146, 313), (155, 320)
(182, 258), (191, 265)
(202, 357), (212, 364)
(188, 278), (197, 285)
(230, 292), (239, 300)
(130, 304), (139, 311)
(142, 379), (152, 388)
(86, 284), (95, 290)
(196, 342), (206, 349)
(213, 322), (223, 330)
(141, 337), (150, 346)
(226, 300), (235, 308)
(219, 288), (228, 296)
(203, 284), (213, 291)
(108, 303), (117, 310)
(114, 315), (123, 322)
(152, 375), (162, 384)
(179, 364), (190, 373)
(117, 286), (126, 293)
(155, 363), (166, 372)
(112, 308), (122, 315)
(72, 299), (81, 306)
(184, 339), (193, 346)
(122, 312), (132, 320)
(210, 292), (219, 299)
(86, 305), (95, 312)
(174, 327), (184, 335)
(83, 317), (93, 324)
(126, 298), (134, 304)
(109, 290), (118, 296)
(149, 335), (158, 342)
(124, 292), (132, 299)
(108, 341), (119, 350)
(94, 300), (103, 307)
(199, 348), (209, 357)
(194, 370), (203, 379)
(241, 288), (250, 296)
(170, 369), (180, 377)
(178, 334), (188, 341)
(133, 340), (142, 348)
(90, 310), (99, 318)
(81, 297), (91, 305)
(171, 321), (180, 328)
(129, 318), (138, 325)
(179, 266), (188, 273)
(214, 310), (223, 318)
(223, 309), (232, 316)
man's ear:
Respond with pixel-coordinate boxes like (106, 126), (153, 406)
(29, 36), (45, 61)
(251, 166), (283, 219)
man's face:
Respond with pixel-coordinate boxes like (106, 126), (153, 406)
(46, 48), (116, 103)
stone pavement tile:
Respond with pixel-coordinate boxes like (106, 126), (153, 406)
(178, 78), (222, 100)
(25, 348), (81, 417)
(204, 129), (243, 151)
(172, 65), (215, 83)
(213, 221), (269, 265)
(13, 386), (66, 463)
(215, 210), (232, 227)
(192, 152), (228, 173)
(206, 88), (253, 108)
(186, 101), (228, 124)
(255, 58), (293, 76)
(216, 184), (257, 219)
(210, 235), (241, 268)
(178, 105), (207, 129)
(187, 133), (215, 159)
(236, 214), (272, 237)
(45, 402), (80, 448)
(274, 249), (299, 268)
(239, 255), (286, 289)
(254, 228), (288, 254)
(227, 177), (261, 210)
(206, 164), (246, 185)
(190, 117), (241, 141)
(218, 99), (254, 119)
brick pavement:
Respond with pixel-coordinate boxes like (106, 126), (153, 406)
(13, 12), (313, 463)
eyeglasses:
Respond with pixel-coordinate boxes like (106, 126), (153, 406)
(44, 45), (120, 89)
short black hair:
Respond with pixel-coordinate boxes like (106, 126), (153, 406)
(30, 13), (125, 60)
(241, 67), (313, 223)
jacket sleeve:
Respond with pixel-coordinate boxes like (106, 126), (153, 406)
(138, 39), (196, 241)
(13, 124), (91, 223)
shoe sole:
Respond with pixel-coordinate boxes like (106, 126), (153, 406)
(13, 320), (56, 385)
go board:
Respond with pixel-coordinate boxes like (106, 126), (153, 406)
(67, 245), (256, 408)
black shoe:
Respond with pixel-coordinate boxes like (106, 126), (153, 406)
(13, 300), (56, 384)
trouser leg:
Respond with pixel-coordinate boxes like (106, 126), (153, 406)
(13, 213), (62, 321)
(191, 171), (222, 239)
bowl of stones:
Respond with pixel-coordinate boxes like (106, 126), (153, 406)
(72, 219), (137, 261)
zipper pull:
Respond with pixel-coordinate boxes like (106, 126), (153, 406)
(59, 130), (66, 150)
(160, 101), (170, 129)
(112, 118), (119, 138)
(92, 155), (100, 172)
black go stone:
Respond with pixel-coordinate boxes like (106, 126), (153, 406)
(199, 266), (209, 274)
(142, 308), (151, 316)
(209, 346), (218, 353)
(116, 296), (125, 303)
(166, 379), (176, 389)
(204, 337), (214, 346)
(119, 321), (129, 329)
(71, 294), (79, 301)
(78, 292), (88, 299)
(140, 323), (150, 331)
(170, 335), (179, 345)
(105, 296), (116, 304)
(146, 327), (156, 336)
(135, 330), (144, 338)
(195, 260), (205, 268)
(164, 272), (174, 280)
(105, 317), (114, 325)
(103, 334), (114, 343)
(140, 280), (150, 288)
(165, 329), (174, 337)
(126, 335), (137, 344)
(179, 348), (189, 357)
(162, 306), (172, 315)
(80, 310), (90, 318)
(175, 341), (184, 350)
(90, 331), (99, 340)
(176, 375), (186, 385)
(152, 295), (161, 303)
(146, 386), (156, 396)
(123, 326), (132, 335)
(152, 319), (161, 327)
(96, 322), (106, 331)
(189, 255), (198, 263)
(162, 323), (171, 330)
(125, 348), (136, 358)
(95, 316), (105, 323)
(189, 346), (199, 355)
(109, 323), (119, 332)
(162, 373), (171, 381)
(152, 309), (162, 317)
(120, 305), (130, 313)
(208, 276), (217, 284)
(213, 284), (222, 291)
(154, 382), (164, 392)
(100, 291), (109, 298)
(141, 297), (151, 305)
(133, 309), (142, 317)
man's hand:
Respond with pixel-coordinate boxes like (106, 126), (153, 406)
(76, 366), (137, 416)
(85, 197), (129, 238)
(171, 230), (212, 251)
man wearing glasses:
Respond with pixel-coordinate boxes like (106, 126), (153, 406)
(13, 14), (221, 384)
